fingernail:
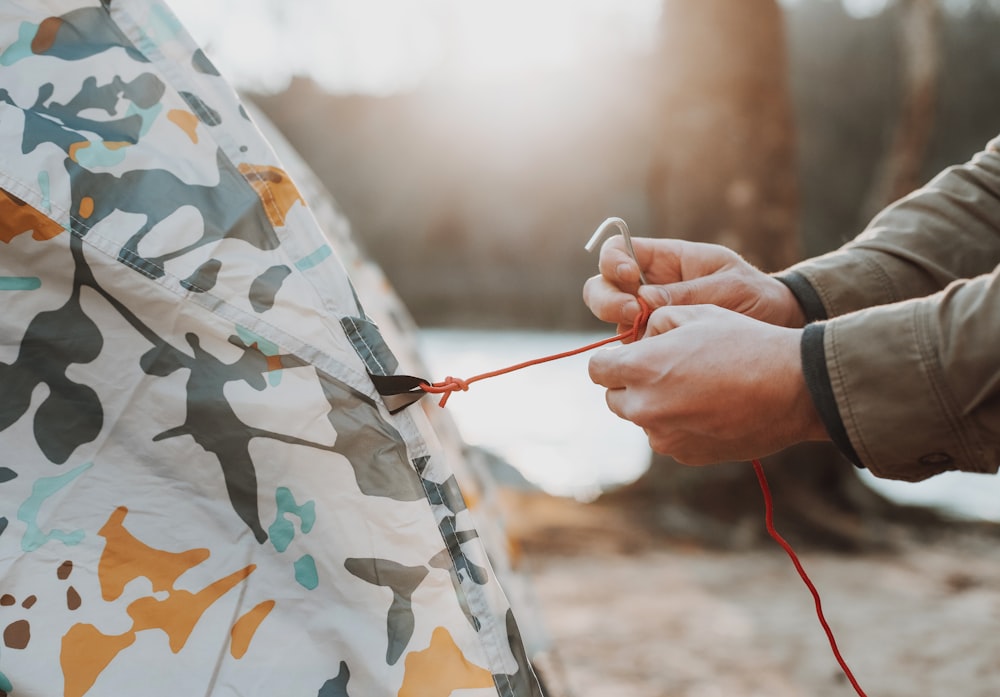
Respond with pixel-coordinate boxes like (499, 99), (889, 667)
(616, 263), (634, 282)
(622, 299), (639, 322)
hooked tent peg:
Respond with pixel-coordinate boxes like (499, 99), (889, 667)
(584, 216), (648, 285)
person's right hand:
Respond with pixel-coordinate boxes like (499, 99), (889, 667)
(588, 304), (826, 464)
(582, 237), (806, 337)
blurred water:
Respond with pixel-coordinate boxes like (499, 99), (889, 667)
(858, 469), (1000, 522)
(419, 328), (1000, 520)
(418, 328), (650, 500)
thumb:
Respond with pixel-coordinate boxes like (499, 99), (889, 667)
(639, 276), (730, 308)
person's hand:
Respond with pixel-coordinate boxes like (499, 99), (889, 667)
(588, 304), (828, 465)
(583, 237), (806, 338)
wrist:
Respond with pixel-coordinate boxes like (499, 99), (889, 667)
(772, 271), (828, 326)
(777, 327), (830, 445)
(767, 277), (808, 328)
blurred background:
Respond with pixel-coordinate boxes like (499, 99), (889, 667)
(168, 0), (1000, 533)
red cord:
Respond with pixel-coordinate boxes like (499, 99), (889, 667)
(752, 458), (867, 696)
(420, 300), (867, 695)
(419, 297), (652, 406)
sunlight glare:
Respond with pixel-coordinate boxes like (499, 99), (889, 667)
(441, 0), (660, 83)
(839, 0), (892, 17)
(167, 0), (661, 94)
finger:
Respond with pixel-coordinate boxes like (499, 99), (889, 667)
(638, 275), (738, 309)
(596, 238), (642, 294)
(603, 387), (629, 421)
(588, 346), (631, 389)
(583, 274), (641, 325)
(596, 237), (666, 292)
(604, 386), (657, 430)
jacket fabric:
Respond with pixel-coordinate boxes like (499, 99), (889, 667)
(777, 134), (1000, 482)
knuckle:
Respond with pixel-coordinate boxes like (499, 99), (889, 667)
(644, 424), (692, 460)
(647, 432), (675, 456)
(664, 285), (686, 304)
(628, 400), (662, 431)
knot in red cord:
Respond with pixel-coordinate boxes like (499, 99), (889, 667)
(630, 296), (651, 340)
(420, 376), (469, 407)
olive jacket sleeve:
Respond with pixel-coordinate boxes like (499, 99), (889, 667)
(775, 135), (1000, 481)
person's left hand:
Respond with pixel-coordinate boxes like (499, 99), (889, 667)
(588, 304), (828, 465)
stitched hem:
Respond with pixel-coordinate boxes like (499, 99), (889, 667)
(801, 324), (862, 466)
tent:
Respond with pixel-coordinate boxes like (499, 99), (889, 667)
(0, 1), (545, 695)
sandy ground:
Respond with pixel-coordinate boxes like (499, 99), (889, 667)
(509, 497), (1000, 697)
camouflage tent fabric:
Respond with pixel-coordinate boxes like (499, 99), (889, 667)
(0, 1), (543, 695)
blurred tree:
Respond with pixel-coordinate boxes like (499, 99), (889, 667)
(602, 0), (930, 551)
(785, 0), (900, 257)
(645, 0), (799, 270)
(863, 0), (941, 217)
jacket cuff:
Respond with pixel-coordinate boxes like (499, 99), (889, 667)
(823, 298), (994, 481)
(781, 246), (946, 319)
(800, 323), (862, 466)
(774, 271), (828, 323)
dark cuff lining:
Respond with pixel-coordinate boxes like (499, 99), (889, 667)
(801, 323), (864, 467)
(774, 271), (828, 323)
